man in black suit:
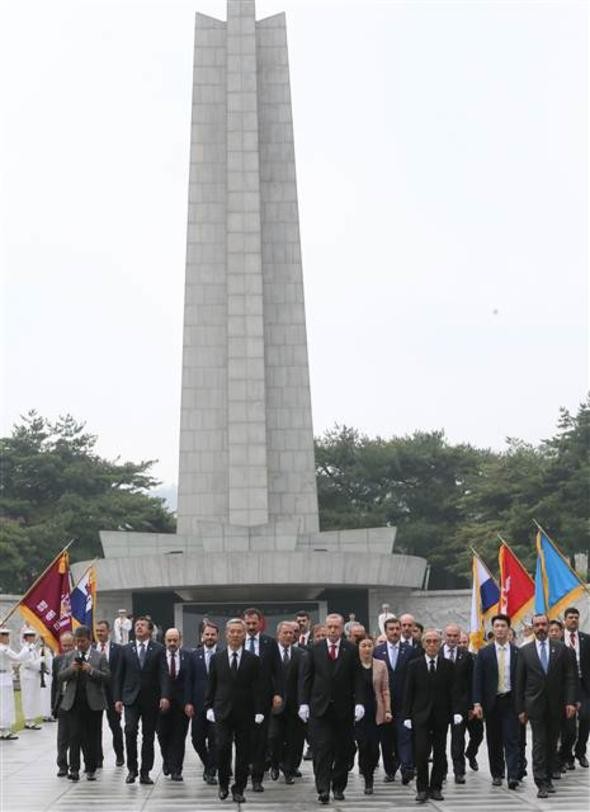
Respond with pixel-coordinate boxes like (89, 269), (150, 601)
(439, 623), (473, 784)
(185, 621), (220, 784)
(373, 616), (420, 783)
(299, 612), (365, 804)
(93, 620), (124, 767)
(402, 628), (462, 803)
(51, 631), (75, 777)
(560, 606), (590, 769)
(56, 625), (110, 781)
(473, 613), (521, 789)
(157, 628), (190, 781)
(515, 612), (577, 798)
(114, 615), (170, 785)
(269, 621), (306, 784)
(205, 617), (263, 803)
(242, 607), (283, 792)
(295, 611), (313, 648)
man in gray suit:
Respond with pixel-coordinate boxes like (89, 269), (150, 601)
(56, 625), (109, 781)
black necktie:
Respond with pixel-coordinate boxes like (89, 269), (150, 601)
(429, 658), (435, 674)
(138, 643), (146, 669)
(231, 651), (238, 674)
(283, 647), (290, 665)
(170, 653), (176, 679)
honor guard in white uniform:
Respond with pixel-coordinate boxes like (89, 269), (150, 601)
(38, 637), (54, 721)
(113, 610), (132, 645)
(0, 627), (31, 739)
(20, 628), (43, 729)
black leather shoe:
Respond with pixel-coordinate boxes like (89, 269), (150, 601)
(429, 789), (444, 801)
(455, 774), (466, 784)
(171, 773), (183, 781)
(402, 770), (413, 785)
(232, 791), (245, 803)
(270, 767), (279, 781)
(68, 771), (79, 781)
(384, 773), (396, 782)
(364, 781), (374, 795)
(415, 790), (428, 803)
(115, 758), (125, 767)
(252, 781), (264, 792)
(508, 779), (519, 789)
(468, 756), (479, 771)
(139, 773), (154, 785)
(86, 772), (96, 781)
(578, 755), (589, 768)
(318, 794), (329, 805)
(285, 775), (295, 785)
(218, 786), (229, 800)
(207, 774), (219, 785)
(57, 769), (68, 777)
(537, 786), (548, 799)
(492, 776), (502, 786)
(546, 783), (556, 794)
(566, 760), (576, 770)
(293, 769), (302, 777)
(551, 771), (561, 780)
(162, 764), (170, 776)
(125, 771), (137, 784)
(333, 790), (345, 801)
(304, 747), (313, 760)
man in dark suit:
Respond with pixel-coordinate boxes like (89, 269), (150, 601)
(374, 616), (420, 783)
(205, 617), (263, 804)
(560, 606), (590, 769)
(51, 631), (75, 777)
(295, 611), (313, 648)
(269, 621), (306, 784)
(56, 625), (110, 781)
(402, 628), (462, 803)
(242, 607), (283, 792)
(439, 623), (473, 784)
(185, 621), (220, 784)
(114, 615), (170, 785)
(473, 613), (521, 789)
(515, 612), (577, 798)
(93, 619), (124, 767)
(299, 613), (365, 804)
(157, 628), (190, 781)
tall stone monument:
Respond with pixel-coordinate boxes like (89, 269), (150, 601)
(84, 0), (427, 632)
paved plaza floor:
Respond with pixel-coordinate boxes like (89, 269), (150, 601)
(1, 720), (589, 812)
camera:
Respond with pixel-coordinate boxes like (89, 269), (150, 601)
(74, 652), (86, 665)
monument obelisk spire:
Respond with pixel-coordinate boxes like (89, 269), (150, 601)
(176, 0), (319, 545)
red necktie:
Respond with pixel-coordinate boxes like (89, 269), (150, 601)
(170, 654), (176, 679)
(299, 635), (305, 645)
(329, 644), (337, 661)
(570, 632), (576, 648)
(100, 643), (105, 653)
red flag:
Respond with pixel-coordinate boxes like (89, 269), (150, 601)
(499, 541), (534, 626)
(18, 550), (72, 653)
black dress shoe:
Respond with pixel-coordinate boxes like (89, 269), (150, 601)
(139, 773), (154, 785)
(537, 786), (549, 798)
(207, 774), (219, 785)
(231, 791), (245, 803)
(252, 780), (264, 792)
(163, 764), (170, 776)
(402, 771), (413, 785)
(566, 760), (575, 770)
(86, 772), (96, 781)
(546, 783), (556, 793)
(578, 755), (589, 768)
(455, 774), (466, 784)
(125, 771), (137, 784)
(508, 779), (519, 789)
(293, 769), (302, 777)
(218, 786), (229, 800)
(492, 776), (502, 786)
(68, 771), (80, 781)
(318, 794), (329, 805)
(285, 775), (295, 785)
(333, 790), (345, 801)
(270, 767), (279, 781)
(551, 771), (561, 780)
(384, 773), (396, 782)
(415, 790), (428, 803)
(116, 758), (125, 767)
(468, 756), (479, 771)
(304, 747), (313, 760)
(171, 773), (183, 781)
(429, 789), (444, 801)
(57, 768), (68, 777)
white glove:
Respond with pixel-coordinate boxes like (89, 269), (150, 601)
(403, 719), (412, 730)
(254, 714), (264, 725)
(453, 714), (463, 725)
(354, 704), (365, 722)
(298, 704), (310, 723)
(206, 709), (215, 723)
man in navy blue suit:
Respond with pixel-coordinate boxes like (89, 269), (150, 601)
(157, 628), (191, 781)
(374, 616), (420, 783)
(473, 613), (522, 789)
(93, 620), (124, 767)
(185, 621), (220, 784)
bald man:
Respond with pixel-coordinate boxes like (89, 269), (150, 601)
(157, 628), (190, 781)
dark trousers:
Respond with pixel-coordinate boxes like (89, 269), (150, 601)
(97, 702), (124, 764)
(379, 719), (398, 777)
(215, 712), (252, 793)
(56, 707), (70, 770)
(191, 711), (217, 775)
(269, 710), (305, 776)
(157, 700), (189, 775)
(250, 709), (271, 783)
(123, 695), (158, 774)
(414, 715), (448, 793)
(560, 693), (590, 761)
(354, 717), (380, 780)
(530, 716), (560, 787)
(519, 720), (528, 778)
(309, 708), (354, 795)
(575, 694), (590, 757)
(396, 714), (415, 773)
(67, 698), (101, 773)
(484, 694), (520, 780)
(465, 715), (484, 759)
(444, 719), (466, 776)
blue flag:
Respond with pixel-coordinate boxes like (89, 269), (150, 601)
(534, 530), (585, 618)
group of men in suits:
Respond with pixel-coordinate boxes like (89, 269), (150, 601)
(48, 604), (589, 805)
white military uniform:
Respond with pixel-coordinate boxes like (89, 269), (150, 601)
(19, 641), (42, 723)
(38, 646), (54, 719)
(0, 642), (30, 736)
(378, 610), (395, 636)
(113, 615), (132, 644)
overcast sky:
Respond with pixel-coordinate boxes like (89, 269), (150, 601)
(1, 0), (587, 494)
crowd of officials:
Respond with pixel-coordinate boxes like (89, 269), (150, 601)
(2, 605), (588, 805)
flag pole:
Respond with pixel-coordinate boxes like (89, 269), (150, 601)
(0, 539), (76, 627)
(71, 559), (98, 591)
(470, 546), (499, 585)
(532, 520), (590, 595)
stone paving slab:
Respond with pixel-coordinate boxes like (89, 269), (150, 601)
(1, 719), (589, 811)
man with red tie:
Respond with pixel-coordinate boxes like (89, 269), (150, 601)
(93, 620), (124, 767)
(295, 611), (312, 649)
(157, 628), (190, 781)
(559, 607), (590, 770)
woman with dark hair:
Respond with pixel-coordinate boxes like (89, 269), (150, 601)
(355, 636), (392, 794)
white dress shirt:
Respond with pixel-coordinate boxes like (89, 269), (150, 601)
(166, 650), (179, 674)
(425, 654), (437, 671)
(227, 646), (243, 668)
(246, 633), (260, 656)
(535, 637), (550, 669)
(96, 641), (110, 662)
(327, 638), (342, 658)
(387, 642), (400, 669)
(443, 644), (458, 662)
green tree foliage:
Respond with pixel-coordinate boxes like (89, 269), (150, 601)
(0, 412), (175, 592)
(316, 395), (589, 587)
